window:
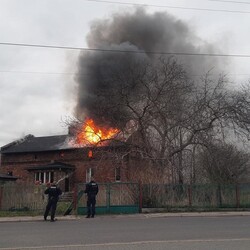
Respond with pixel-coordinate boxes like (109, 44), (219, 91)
(115, 166), (121, 182)
(86, 168), (92, 182)
(34, 171), (54, 184)
(41, 172), (44, 183)
(35, 172), (40, 182)
(88, 150), (93, 158)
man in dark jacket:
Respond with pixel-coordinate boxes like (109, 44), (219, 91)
(44, 182), (62, 222)
(84, 177), (99, 218)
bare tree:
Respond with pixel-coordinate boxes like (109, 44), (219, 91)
(197, 142), (250, 184)
(72, 56), (250, 184)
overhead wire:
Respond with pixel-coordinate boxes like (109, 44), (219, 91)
(1, 42), (250, 58)
(84, 0), (250, 14)
(1, 2), (250, 77)
(0, 70), (249, 77)
(209, 0), (250, 5)
(0, 70), (77, 76)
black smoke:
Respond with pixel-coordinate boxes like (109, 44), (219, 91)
(75, 8), (222, 128)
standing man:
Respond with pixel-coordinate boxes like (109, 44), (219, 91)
(44, 182), (62, 222)
(84, 177), (99, 218)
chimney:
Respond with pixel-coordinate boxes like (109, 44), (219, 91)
(68, 125), (78, 136)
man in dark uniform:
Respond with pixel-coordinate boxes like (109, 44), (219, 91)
(84, 177), (99, 218)
(44, 182), (62, 222)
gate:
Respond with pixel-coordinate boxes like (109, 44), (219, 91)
(77, 182), (140, 215)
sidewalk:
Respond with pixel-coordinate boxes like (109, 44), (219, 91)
(143, 211), (250, 218)
(0, 215), (78, 222)
(1, 211), (250, 222)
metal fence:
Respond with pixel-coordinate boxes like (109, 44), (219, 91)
(0, 183), (46, 211)
(142, 183), (250, 210)
(77, 182), (140, 215)
(1, 182), (250, 214)
(0, 183), (71, 215)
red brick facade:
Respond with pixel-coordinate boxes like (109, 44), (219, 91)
(0, 146), (131, 192)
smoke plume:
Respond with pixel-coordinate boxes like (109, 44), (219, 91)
(75, 8), (222, 128)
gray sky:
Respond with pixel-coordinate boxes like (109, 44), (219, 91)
(1, 0), (250, 146)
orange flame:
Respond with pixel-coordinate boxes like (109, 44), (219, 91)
(76, 119), (119, 145)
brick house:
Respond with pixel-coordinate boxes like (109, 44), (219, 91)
(0, 133), (132, 192)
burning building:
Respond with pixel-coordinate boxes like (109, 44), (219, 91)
(0, 119), (137, 192)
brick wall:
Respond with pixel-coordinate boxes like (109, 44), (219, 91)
(0, 146), (132, 187)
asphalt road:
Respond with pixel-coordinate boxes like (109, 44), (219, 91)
(1, 214), (250, 250)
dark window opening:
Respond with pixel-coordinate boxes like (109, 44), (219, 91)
(115, 166), (121, 182)
(51, 172), (54, 183)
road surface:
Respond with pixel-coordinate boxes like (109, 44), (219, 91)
(0, 214), (250, 249)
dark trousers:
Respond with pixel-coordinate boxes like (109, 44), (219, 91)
(87, 197), (96, 217)
(44, 198), (58, 220)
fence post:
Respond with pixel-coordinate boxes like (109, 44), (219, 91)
(0, 186), (2, 209)
(106, 183), (110, 213)
(139, 182), (143, 213)
(236, 184), (240, 208)
(73, 184), (78, 215)
(217, 184), (222, 207)
(188, 185), (192, 207)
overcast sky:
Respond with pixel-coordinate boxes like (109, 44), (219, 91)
(1, 0), (250, 146)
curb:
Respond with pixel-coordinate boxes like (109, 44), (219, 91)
(142, 211), (250, 218)
(0, 215), (79, 223)
(1, 211), (250, 222)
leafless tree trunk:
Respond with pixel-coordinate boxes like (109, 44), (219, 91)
(70, 56), (250, 184)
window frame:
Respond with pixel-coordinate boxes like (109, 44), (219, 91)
(34, 171), (54, 184)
